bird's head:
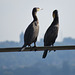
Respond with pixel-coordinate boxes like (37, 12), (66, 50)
(53, 10), (58, 18)
(32, 7), (43, 13)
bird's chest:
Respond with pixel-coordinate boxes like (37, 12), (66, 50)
(32, 21), (39, 37)
(33, 21), (39, 30)
(53, 24), (59, 33)
(54, 24), (59, 28)
(34, 21), (39, 26)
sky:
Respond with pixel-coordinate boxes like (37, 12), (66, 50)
(0, 0), (75, 42)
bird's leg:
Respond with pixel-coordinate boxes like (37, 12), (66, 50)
(28, 45), (33, 51)
(34, 42), (37, 51)
(34, 42), (36, 47)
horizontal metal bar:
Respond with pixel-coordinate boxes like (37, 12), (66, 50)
(0, 45), (75, 52)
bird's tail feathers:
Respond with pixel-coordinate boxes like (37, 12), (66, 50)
(21, 44), (26, 51)
(21, 47), (25, 51)
(42, 49), (48, 58)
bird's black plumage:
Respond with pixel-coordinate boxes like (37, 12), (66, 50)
(21, 7), (40, 51)
(42, 10), (59, 58)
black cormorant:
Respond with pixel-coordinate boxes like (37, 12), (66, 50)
(42, 10), (59, 58)
(21, 7), (41, 51)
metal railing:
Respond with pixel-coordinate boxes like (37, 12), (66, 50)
(0, 45), (75, 52)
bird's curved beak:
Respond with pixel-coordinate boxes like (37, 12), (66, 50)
(37, 8), (43, 11)
(40, 8), (43, 10)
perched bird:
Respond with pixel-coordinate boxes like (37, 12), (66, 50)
(42, 10), (59, 58)
(21, 7), (42, 51)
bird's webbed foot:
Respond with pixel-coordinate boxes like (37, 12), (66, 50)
(34, 42), (36, 47)
(52, 44), (56, 52)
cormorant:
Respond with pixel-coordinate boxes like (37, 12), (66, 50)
(21, 7), (41, 51)
(42, 10), (59, 58)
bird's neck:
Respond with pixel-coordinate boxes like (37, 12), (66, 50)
(53, 16), (59, 25)
(32, 12), (38, 21)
